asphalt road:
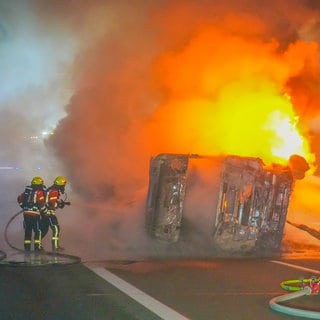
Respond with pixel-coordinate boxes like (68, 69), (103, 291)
(0, 258), (162, 320)
(0, 253), (320, 320)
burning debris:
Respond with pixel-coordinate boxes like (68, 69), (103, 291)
(145, 153), (310, 256)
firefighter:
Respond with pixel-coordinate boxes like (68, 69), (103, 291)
(41, 176), (70, 252)
(17, 176), (47, 252)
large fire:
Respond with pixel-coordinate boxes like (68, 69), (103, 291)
(46, 1), (320, 218)
(145, 22), (317, 171)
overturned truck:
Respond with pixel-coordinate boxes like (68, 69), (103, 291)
(145, 153), (303, 256)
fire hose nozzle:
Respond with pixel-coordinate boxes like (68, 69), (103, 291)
(58, 200), (71, 208)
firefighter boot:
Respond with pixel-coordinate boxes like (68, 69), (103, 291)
(34, 240), (44, 252)
(24, 240), (31, 252)
(52, 238), (64, 252)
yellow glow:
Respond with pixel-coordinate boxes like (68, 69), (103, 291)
(146, 22), (316, 168)
(264, 111), (307, 161)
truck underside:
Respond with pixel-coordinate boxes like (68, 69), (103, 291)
(145, 154), (294, 256)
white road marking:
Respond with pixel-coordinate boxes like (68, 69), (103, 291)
(85, 264), (191, 320)
(271, 260), (320, 275)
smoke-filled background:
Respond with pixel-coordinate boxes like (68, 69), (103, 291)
(1, 0), (320, 260)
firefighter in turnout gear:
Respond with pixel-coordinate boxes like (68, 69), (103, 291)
(41, 176), (70, 252)
(17, 176), (47, 252)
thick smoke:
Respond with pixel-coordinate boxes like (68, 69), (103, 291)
(1, 0), (320, 260)
(49, 0), (320, 200)
(0, 0), (79, 251)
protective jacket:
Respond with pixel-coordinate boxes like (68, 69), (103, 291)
(46, 185), (63, 212)
(18, 185), (47, 215)
(17, 185), (47, 251)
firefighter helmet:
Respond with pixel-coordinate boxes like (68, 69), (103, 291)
(31, 176), (44, 186)
(54, 176), (67, 186)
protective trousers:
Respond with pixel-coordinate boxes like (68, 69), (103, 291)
(41, 215), (61, 251)
(23, 215), (42, 251)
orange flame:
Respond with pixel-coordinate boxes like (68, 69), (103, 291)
(145, 21), (317, 170)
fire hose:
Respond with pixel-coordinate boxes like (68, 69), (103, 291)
(2, 208), (81, 266)
(269, 277), (320, 319)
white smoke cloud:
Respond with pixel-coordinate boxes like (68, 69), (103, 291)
(0, 0), (79, 252)
(0, 0), (78, 178)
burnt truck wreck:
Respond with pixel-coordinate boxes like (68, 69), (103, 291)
(213, 156), (293, 254)
(145, 153), (300, 256)
(145, 154), (189, 243)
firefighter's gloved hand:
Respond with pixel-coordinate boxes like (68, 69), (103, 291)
(58, 201), (65, 209)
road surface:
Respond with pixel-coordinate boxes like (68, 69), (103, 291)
(0, 252), (320, 319)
